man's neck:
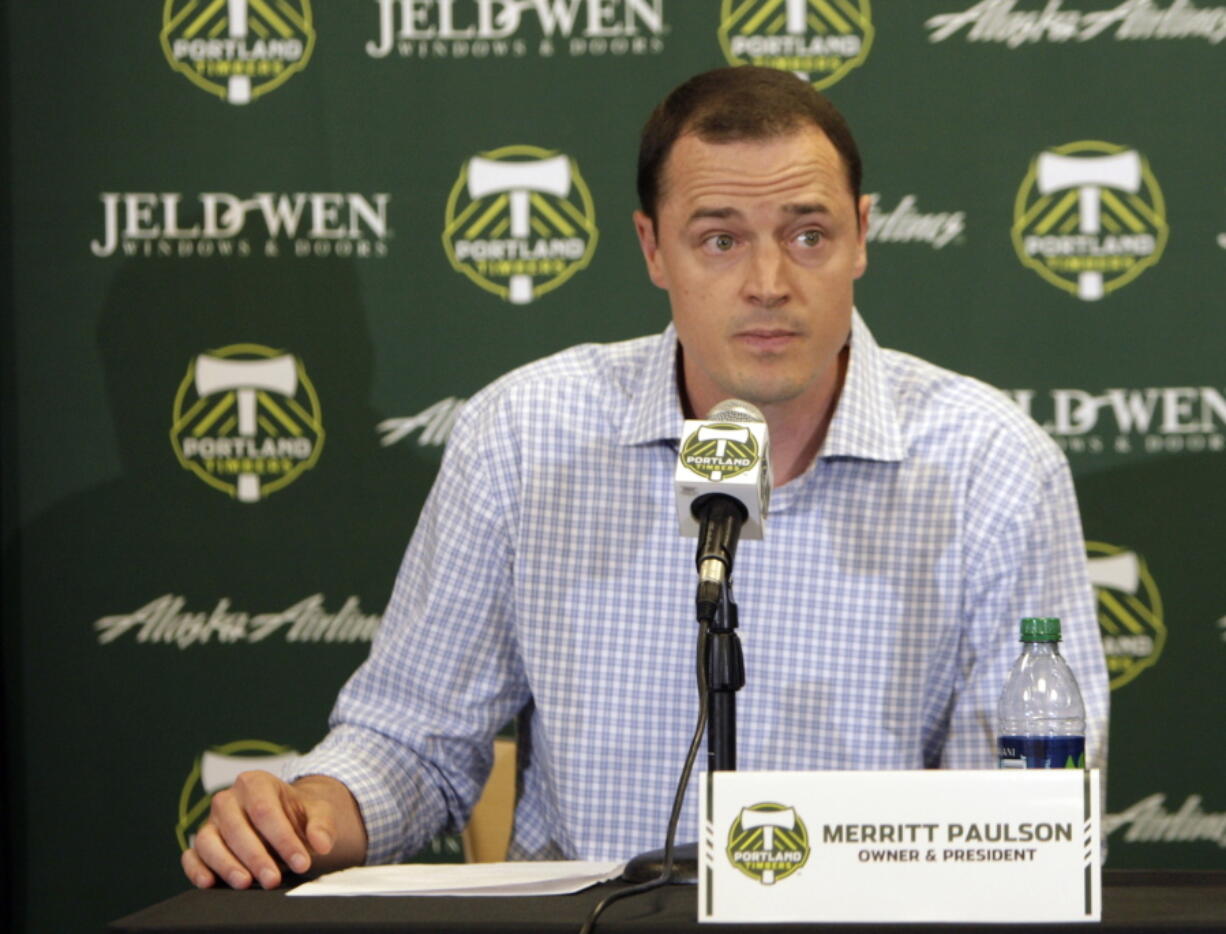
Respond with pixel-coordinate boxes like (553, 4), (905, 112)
(677, 344), (850, 488)
(758, 345), (848, 487)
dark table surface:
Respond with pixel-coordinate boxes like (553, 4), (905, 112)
(110, 869), (1226, 933)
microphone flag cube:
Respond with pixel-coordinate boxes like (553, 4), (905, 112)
(675, 409), (770, 541)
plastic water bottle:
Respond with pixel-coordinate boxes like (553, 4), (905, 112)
(997, 617), (1086, 769)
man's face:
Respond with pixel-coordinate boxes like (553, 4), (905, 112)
(634, 125), (870, 418)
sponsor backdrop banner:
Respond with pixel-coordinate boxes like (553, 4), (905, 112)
(3, 2), (1223, 930)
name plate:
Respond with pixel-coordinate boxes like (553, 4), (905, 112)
(699, 769), (1100, 924)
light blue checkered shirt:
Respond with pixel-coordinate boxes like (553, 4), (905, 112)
(289, 310), (1109, 864)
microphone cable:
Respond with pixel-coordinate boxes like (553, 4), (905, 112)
(577, 624), (710, 934)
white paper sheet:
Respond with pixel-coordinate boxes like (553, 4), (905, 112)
(287, 860), (626, 897)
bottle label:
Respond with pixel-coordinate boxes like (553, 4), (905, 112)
(998, 735), (1085, 769)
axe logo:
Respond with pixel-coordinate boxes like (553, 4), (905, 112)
(176, 740), (299, 850)
(680, 422), (762, 481)
(161, 0), (315, 105)
(717, 0), (874, 90)
(170, 344), (325, 502)
(1012, 141), (1168, 301)
(726, 802), (810, 885)
(442, 145), (598, 304)
(1086, 541), (1166, 690)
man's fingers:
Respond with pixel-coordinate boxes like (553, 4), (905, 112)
(236, 780), (315, 878)
(191, 818), (259, 889)
(210, 784), (290, 889)
(301, 797), (337, 858)
(182, 770), (356, 888)
(180, 845), (216, 889)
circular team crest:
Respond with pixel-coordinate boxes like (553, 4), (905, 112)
(170, 343), (325, 503)
(176, 740), (298, 850)
(680, 422), (761, 481)
(726, 802), (810, 885)
(718, 0), (874, 90)
(1012, 141), (1168, 301)
(1086, 541), (1166, 690)
(442, 145), (599, 305)
(160, 0), (315, 105)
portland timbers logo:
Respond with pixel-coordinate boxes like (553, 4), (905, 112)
(170, 343), (324, 503)
(442, 145), (599, 304)
(1086, 541), (1166, 690)
(161, 0), (315, 105)
(680, 422), (761, 481)
(718, 0), (874, 91)
(1012, 141), (1168, 301)
(727, 802), (809, 885)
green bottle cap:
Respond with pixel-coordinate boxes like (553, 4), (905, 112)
(1020, 617), (1062, 642)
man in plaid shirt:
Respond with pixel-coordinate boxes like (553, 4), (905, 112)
(183, 66), (1107, 890)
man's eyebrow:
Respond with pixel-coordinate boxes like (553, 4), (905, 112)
(685, 206), (741, 224)
(782, 202), (831, 216)
(684, 202), (832, 225)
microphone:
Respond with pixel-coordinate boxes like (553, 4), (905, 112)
(675, 400), (771, 623)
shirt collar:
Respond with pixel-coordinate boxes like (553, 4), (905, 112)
(617, 322), (687, 446)
(616, 312), (906, 462)
(820, 310), (907, 462)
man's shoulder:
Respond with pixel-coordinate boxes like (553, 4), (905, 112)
(881, 346), (1061, 468)
(455, 331), (665, 436)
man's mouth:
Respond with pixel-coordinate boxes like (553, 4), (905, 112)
(734, 329), (799, 351)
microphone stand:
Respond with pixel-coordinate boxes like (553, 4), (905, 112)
(707, 579), (744, 772)
(621, 577), (744, 883)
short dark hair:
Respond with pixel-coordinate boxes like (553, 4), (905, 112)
(637, 66), (862, 224)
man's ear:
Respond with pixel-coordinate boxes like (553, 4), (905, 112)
(633, 210), (669, 290)
(853, 194), (871, 280)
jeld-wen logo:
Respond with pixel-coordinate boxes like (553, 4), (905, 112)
(1006, 386), (1225, 456)
(90, 192), (391, 259)
(368, 0), (667, 59)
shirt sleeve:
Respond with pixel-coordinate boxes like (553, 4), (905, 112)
(285, 391), (531, 864)
(939, 434), (1109, 776)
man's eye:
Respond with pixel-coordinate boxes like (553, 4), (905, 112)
(795, 229), (824, 248)
(705, 233), (736, 252)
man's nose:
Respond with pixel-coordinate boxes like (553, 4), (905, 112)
(743, 241), (789, 308)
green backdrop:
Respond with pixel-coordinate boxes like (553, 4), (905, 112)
(4, 2), (1224, 931)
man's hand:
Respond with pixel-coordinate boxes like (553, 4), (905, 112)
(181, 771), (367, 890)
